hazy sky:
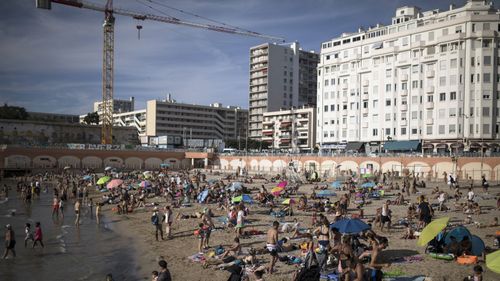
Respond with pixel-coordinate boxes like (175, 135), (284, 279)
(0, 0), (457, 114)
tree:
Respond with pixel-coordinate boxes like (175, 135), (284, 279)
(0, 103), (29, 120)
(83, 111), (100, 125)
(224, 138), (269, 150)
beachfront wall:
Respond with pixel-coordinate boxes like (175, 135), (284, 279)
(215, 155), (500, 181)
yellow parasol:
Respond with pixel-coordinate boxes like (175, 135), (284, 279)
(417, 217), (449, 246)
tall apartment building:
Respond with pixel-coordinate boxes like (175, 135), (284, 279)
(317, 0), (500, 154)
(145, 96), (248, 144)
(113, 109), (147, 136)
(262, 107), (316, 152)
(249, 42), (319, 140)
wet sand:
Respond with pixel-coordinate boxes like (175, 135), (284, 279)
(0, 179), (139, 281)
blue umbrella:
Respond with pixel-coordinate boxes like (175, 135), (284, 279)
(361, 182), (375, 188)
(232, 194), (253, 204)
(330, 181), (341, 189)
(83, 175), (92, 181)
(330, 218), (371, 234)
(317, 190), (336, 197)
(198, 190), (209, 203)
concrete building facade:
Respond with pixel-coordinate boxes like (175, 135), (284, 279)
(317, 0), (500, 154)
(262, 107), (316, 152)
(249, 42), (319, 139)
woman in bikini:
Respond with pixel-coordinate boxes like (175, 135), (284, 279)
(313, 215), (330, 252)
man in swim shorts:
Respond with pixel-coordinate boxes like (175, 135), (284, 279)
(266, 221), (279, 274)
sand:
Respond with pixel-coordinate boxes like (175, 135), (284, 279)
(97, 173), (500, 281)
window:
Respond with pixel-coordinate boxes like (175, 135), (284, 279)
(483, 124), (490, 134)
(324, 106), (328, 112)
(385, 128), (391, 136)
(449, 108), (456, 117)
(450, 92), (457, 100)
(324, 80), (329, 86)
(385, 113), (391, 121)
(402, 82), (408, 90)
(428, 31), (434, 41)
(484, 56), (491, 66)
(439, 60), (447, 70)
(439, 93), (446, 101)
(449, 124), (456, 134)
(412, 80), (419, 88)
(372, 129), (378, 136)
(330, 105), (335, 111)
(439, 76), (446, 86)
(373, 100), (378, 108)
(427, 95), (434, 102)
(426, 126), (433, 135)
(483, 107), (490, 117)
(484, 73), (491, 83)
(385, 84), (391, 92)
(438, 125), (445, 134)
(438, 109), (446, 118)
(450, 75), (457, 86)
(450, 59), (457, 68)
(440, 45), (447, 53)
(401, 127), (407, 135)
(483, 22), (490, 30)
(386, 99), (391, 106)
(411, 128), (418, 135)
(386, 69), (392, 78)
(411, 111), (418, 119)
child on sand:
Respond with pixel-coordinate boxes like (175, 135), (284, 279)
(33, 222), (44, 248)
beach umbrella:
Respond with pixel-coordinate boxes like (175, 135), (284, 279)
(271, 187), (284, 196)
(107, 179), (123, 189)
(104, 166), (113, 171)
(361, 182), (375, 188)
(330, 181), (341, 188)
(198, 190), (209, 203)
(317, 190), (336, 197)
(277, 181), (288, 188)
(227, 182), (243, 192)
(143, 171), (152, 176)
(140, 180), (151, 188)
(417, 217), (449, 247)
(82, 175), (92, 181)
(282, 198), (295, 205)
(330, 218), (370, 234)
(486, 250), (500, 274)
(97, 176), (111, 185)
(63, 166), (71, 170)
(232, 194), (253, 204)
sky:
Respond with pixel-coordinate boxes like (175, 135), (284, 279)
(0, 0), (458, 114)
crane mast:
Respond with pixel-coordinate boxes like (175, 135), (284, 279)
(36, 0), (285, 145)
(102, 0), (114, 144)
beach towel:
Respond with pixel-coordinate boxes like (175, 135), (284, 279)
(188, 253), (206, 263)
(390, 255), (424, 264)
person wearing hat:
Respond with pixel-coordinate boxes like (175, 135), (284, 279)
(3, 224), (16, 259)
(157, 260), (172, 281)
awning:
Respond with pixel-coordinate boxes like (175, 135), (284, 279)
(345, 142), (365, 152)
(372, 42), (383, 49)
(383, 140), (420, 151)
(422, 143), (434, 149)
(450, 143), (464, 148)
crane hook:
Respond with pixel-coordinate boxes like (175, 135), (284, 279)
(136, 25), (143, 40)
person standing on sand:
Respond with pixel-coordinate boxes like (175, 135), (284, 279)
(151, 207), (164, 241)
(3, 224), (16, 259)
(266, 221), (279, 274)
(24, 223), (34, 247)
(33, 222), (44, 248)
(235, 204), (245, 238)
(164, 206), (173, 239)
(74, 199), (81, 226)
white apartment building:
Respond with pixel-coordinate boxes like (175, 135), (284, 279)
(93, 97), (135, 114)
(113, 109), (147, 136)
(317, 0), (500, 154)
(146, 96), (248, 144)
(249, 42), (318, 140)
(262, 107), (316, 152)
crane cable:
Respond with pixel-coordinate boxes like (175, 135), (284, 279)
(146, 0), (259, 35)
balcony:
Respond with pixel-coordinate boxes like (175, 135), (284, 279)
(401, 74), (408, 81)
(426, 118), (434, 125)
(426, 86), (435, 93)
(413, 41), (426, 49)
(401, 89), (408, 96)
(342, 84), (348, 90)
(361, 107), (369, 114)
(426, 70), (435, 78)
(401, 119), (407, 126)
(362, 122), (369, 128)
(362, 80), (369, 86)
(298, 134), (309, 139)
(401, 104), (408, 111)
(425, 102), (434, 109)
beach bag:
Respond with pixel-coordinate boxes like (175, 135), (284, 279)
(215, 245), (225, 255)
(457, 255), (478, 265)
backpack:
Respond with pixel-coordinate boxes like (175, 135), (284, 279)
(151, 213), (159, 225)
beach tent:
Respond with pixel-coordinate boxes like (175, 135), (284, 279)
(198, 190), (209, 203)
(470, 235), (485, 256)
(227, 182), (243, 192)
(444, 226), (471, 245)
(330, 218), (370, 234)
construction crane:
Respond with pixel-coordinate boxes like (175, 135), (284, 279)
(36, 0), (284, 144)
